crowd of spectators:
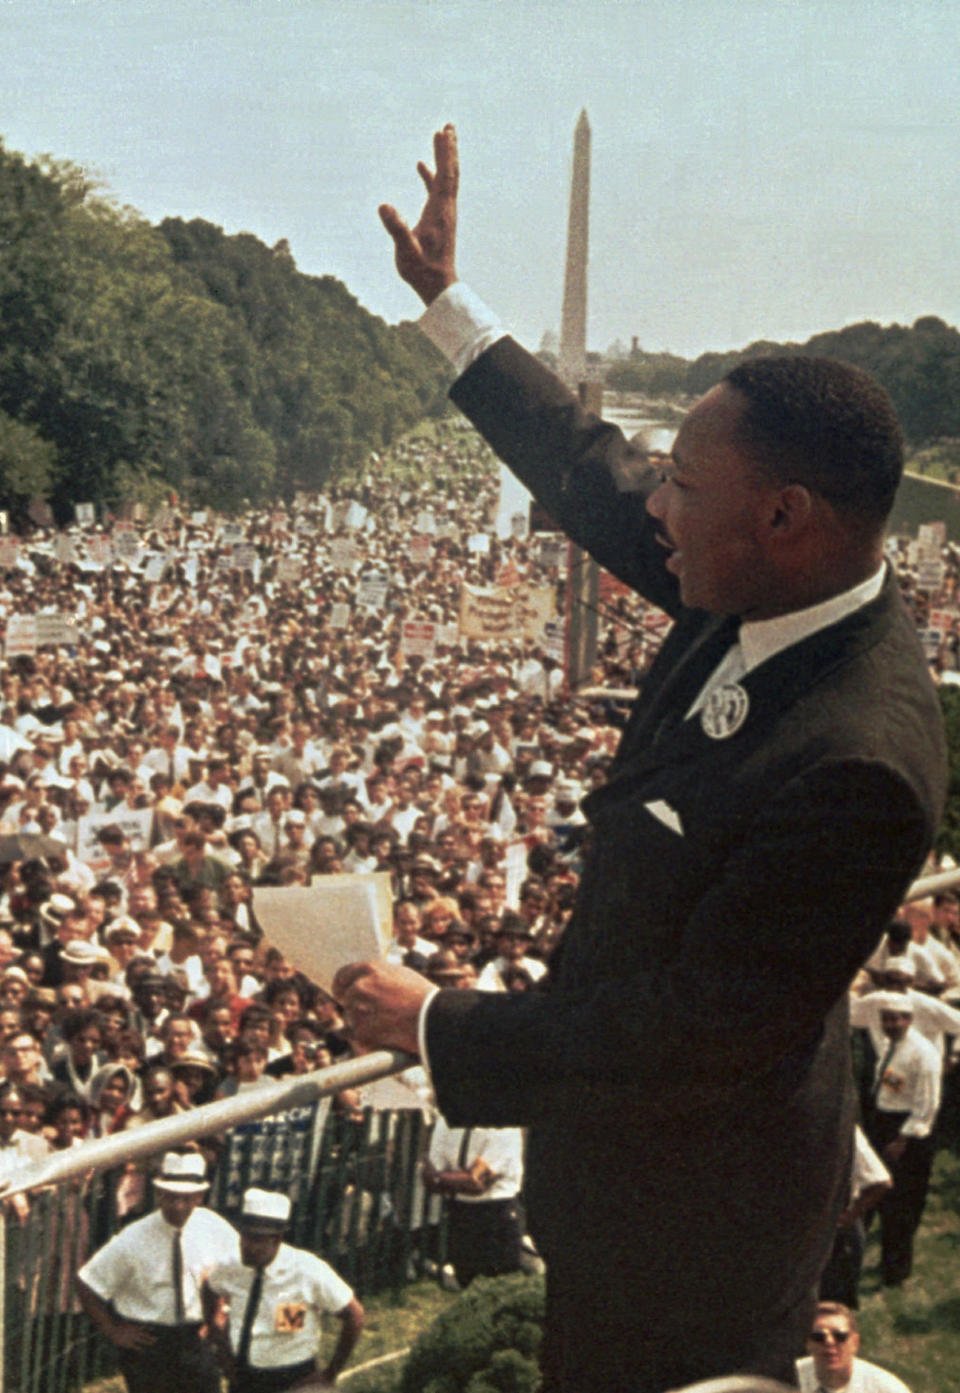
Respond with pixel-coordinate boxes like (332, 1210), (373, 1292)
(0, 420), (956, 1243)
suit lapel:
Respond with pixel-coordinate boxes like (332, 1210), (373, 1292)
(601, 576), (898, 789)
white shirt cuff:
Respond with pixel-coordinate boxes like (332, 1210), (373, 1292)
(419, 283), (508, 378)
(417, 985), (440, 1073)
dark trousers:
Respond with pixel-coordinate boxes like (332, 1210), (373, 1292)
(447, 1198), (523, 1287)
(866, 1108), (934, 1286)
(819, 1220), (866, 1308)
(117, 1324), (221, 1393)
(539, 1273), (815, 1393)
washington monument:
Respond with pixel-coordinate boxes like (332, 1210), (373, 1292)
(558, 109), (590, 388)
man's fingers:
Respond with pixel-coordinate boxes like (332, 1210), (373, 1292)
(434, 123), (459, 194)
(416, 161), (435, 194)
(378, 203), (414, 247)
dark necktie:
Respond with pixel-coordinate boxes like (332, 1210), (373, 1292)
(236, 1268), (264, 1370)
(172, 1229), (185, 1323)
(872, 1038), (898, 1105)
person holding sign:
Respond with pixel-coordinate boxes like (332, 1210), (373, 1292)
(334, 126), (946, 1391)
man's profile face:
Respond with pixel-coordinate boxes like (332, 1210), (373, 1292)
(807, 1313), (858, 1383)
(646, 384), (777, 616)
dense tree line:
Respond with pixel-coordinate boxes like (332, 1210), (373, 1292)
(609, 317), (960, 448)
(0, 141), (450, 520)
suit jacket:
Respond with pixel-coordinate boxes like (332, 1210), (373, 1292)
(425, 339), (947, 1386)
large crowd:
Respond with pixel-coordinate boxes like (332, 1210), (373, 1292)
(0, 419), (957, 1254)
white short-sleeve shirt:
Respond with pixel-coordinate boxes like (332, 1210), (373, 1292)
(207, 1243), (354, 1370)
(78, 1206), (238, 1324)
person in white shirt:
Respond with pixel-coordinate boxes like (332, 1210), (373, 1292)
(77, 1151), (236, 1393)
(205, 1187), (363, 1391)
(424, 1116), (525, 1288)
(796, 1301), (911, 1393)
(857, 992), (941, 1287)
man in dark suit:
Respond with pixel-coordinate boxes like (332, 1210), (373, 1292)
(334, 127), (947, 1391)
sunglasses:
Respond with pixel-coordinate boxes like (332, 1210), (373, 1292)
(810, 1329), (851, 1345)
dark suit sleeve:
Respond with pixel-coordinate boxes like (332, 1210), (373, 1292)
(426, 757), (932, 1128)
(451, 337), (682, 615)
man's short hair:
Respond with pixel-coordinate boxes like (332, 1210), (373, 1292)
(724, 355), (903, 524)
(812, 1300), (858, 1333)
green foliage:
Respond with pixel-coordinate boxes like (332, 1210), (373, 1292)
(400, 1275), (544, 1393)
(0, 408), (56, 504)
(606, 350), (689, 396)
(0, 139), (450, 516)
(684, 318), (960, 448)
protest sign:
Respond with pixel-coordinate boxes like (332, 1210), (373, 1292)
(86, 537), (111, 569)
(0, 538), (20, 570)
(75, 503), (96, 527)
(356, 575), (389, 610)
(459, 582), (556, 642)
(76, 806), (154, 863)
(329, 602), (351, 630)
(53, 534), (75, 565)
(415, 508), (436, 535)
(401, 620), (437, 660)
(408, 535), (434, 567)
(35, 614), (79, 648)
(5, 614), (36, 658)
(467, 532), (490, 555)
(329, 538), (357, 570)
(918, 521), (947, 551)
(252, 874), (390, 992)
(232, 544), (259, 572)
(276, 556), (303, 583)
(220, 521), (244, 545)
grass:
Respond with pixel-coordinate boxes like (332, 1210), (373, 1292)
(856, 1145), (960, 1393)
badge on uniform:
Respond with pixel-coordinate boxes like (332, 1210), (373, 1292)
(700, 683), (749, 740)
(275, 1302), (307, 1331)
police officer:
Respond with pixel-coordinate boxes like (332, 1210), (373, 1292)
(206, 1188), (364, 1391)
(76, 1151), (235, 1393)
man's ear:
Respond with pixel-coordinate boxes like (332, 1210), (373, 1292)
(767, 483), (814, 536)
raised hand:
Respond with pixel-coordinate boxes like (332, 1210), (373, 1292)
(379, 124), (459, 305)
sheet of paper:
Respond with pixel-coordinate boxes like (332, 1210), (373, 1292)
(253, 872), (392, 992)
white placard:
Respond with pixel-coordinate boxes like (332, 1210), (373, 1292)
(0, 538), (20, 569)
(356, 577), (389, 610)
(415, 509), (436, 535)
(75, 806), (154, 863)
(329, 538), (357, 570)
(468, 533), (490, 555)
(401, 621), (437, 661)
(34, 614), (79, 648)
(276, 556), (303, 583)
(328, 602), (351, 630)
(232, 545), (259, 571)
(75, 503), (96, 526)
(5, 614), (36, 657)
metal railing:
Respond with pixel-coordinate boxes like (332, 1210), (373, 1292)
(2, 863), (957, 1392)
(0, 1050), (427, 1393)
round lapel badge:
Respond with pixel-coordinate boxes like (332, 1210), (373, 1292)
(700, 682), (749, 740)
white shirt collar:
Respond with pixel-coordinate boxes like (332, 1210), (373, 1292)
(738, 563), (886, 676)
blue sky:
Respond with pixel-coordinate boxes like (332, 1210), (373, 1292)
(3, 0), (958, 358)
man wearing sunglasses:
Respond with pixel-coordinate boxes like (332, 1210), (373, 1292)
(796, 1302), (910, 1392)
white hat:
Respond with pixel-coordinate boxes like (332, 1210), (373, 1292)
(62, 939), (108, 966)
(153, 1152), (209, 1193)
(240, 1187), (291, 1231)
